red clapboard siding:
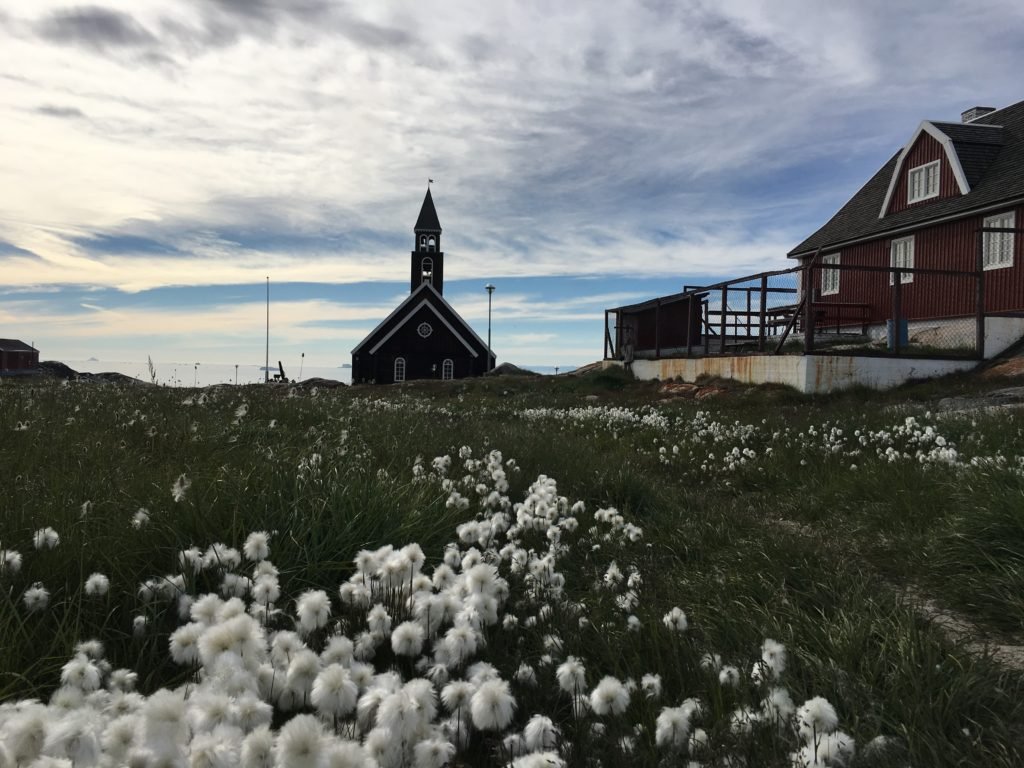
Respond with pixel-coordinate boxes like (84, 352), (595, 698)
(887, 132), (961, 215)
(818, 203), (1024, 324)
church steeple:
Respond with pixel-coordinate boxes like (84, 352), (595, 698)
(411, 187), (444, 294)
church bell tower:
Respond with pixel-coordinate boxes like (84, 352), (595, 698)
(411, 188), (444, 294)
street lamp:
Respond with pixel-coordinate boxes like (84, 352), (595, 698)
(485, 283), (495, 371)
(235, 364), (238, 385)
(194, 363), (200, 388)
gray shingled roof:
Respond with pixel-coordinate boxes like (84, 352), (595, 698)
(788, 100), (1024, 257)
(0, 339), (36, 352)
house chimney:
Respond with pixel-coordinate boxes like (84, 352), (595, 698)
(962, 106), (996, 123)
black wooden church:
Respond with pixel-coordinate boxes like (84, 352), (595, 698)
(351, 189), (495, 384)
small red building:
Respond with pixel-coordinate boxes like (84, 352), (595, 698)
(789, 101), (1024, 339)
(0, 339), (39, 374)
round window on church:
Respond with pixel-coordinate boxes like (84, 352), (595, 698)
(417, 322), (433, 338)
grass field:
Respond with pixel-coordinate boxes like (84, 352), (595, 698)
(0, 369), (1021, 767)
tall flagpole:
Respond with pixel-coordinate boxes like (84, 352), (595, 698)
(265, 276), (269, 384)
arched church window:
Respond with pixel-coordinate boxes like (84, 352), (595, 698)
(419, 235), (427, 250)
(421, 257), (433, 285)
(442, 359), (454, 381)
(427, 236), (436, 252)
(394, 357), (406, 383)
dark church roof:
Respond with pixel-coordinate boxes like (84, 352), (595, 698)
(789, 100), (1024, 257)
(414, 188), (442, 232)
(350, 282), (488, 357)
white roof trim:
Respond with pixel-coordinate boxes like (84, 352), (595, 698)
(878, 121), (971, 219)
(351, 282), (433, 355)
(351, 283), (490, 358)
(368, 298), (478, 357)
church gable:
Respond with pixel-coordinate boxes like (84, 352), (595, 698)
(368, 296), (482, 358)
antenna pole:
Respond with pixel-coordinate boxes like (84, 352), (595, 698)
(265, 276), (270, 384)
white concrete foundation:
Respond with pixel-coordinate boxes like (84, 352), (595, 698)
(610, 355), (977, 394)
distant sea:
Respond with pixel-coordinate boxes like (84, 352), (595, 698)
(64, 360), (352, 388)
(62, 360), (572, 387)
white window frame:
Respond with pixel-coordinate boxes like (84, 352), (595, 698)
(907, 160), (940, 203)
(820, 253), (840, 296)
(394, 357), (406, 383)
(890, 236), (914, 285)
(442, 359), (453, 380)
(983, 211), (1015, 270)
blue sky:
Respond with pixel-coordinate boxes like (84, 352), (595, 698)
(2, 0), (1024, 371)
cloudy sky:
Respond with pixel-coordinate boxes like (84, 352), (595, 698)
(2, 0), (1023, 372)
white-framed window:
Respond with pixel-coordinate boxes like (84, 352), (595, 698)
(890, 236), (914, 284)
(442, 359), (453, 380)
(983, 211), (1016, 270)
(427, 236), (436, 252)
(908, 160), (940, 203)
(821, 253), (840, 296)
(394, 357), (406, 383)
(421, 256), (433, 285)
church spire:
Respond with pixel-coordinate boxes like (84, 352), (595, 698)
(414, 187), (442, 233)
(411, 188), (444, 294)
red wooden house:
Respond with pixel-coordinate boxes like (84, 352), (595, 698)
(0, 339), (39, 374)
(789, 101), (1024, 350)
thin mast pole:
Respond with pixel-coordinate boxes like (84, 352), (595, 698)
(265, 276), (269, 383)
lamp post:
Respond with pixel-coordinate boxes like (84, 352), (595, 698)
(485, 283), (495, 371)
(194, 363), (199, 388)
(235, 364), (238, 385)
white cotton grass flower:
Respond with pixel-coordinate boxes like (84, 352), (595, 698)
(510, 752), (566, 768)
(311, 664), (359, 719)
(244, 531), (271, 562)
(470, 678), (516, 731)
(761, 686), (796, 729)
(718, 665), (741, 687)
(169, 623), (203, 666)
(792, 730), (856, 767)
(391, 621), (425, 656)
(441, 681), (474, 713)
(275, 714), (324, 768)
(753, 637), (787, 683)
(132, 509), (150, 529)
(523, 714), (560, 752)
(641, 673), (662, 700)
(171, 473), (191, 503)
(662, 606), (687, 632)
(33, 526), (59, 550)
(1, 549), (22, 574)
(555, 656), (586, 694)
(295, 589), (332, 635)
(413, 737), (456, 768)
(5, 711), (47, 765)
(60, 654), (102, 692)
(324, 739), (374, 768)
(23, 582), (50, 612)
(321, 635), (355, 666)
(367, 604), (392, 637)
(84, 573), (110, 597)
(589, 676), (630, 716)
(796, 696), (840, 742)
(655, 706), (691, 748)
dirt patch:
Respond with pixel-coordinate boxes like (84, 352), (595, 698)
(902, 587), (1024, 671)
(981, 357), (1024, 379)
(658, 382), (727, 401)
(764, 515), (1024, 671)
